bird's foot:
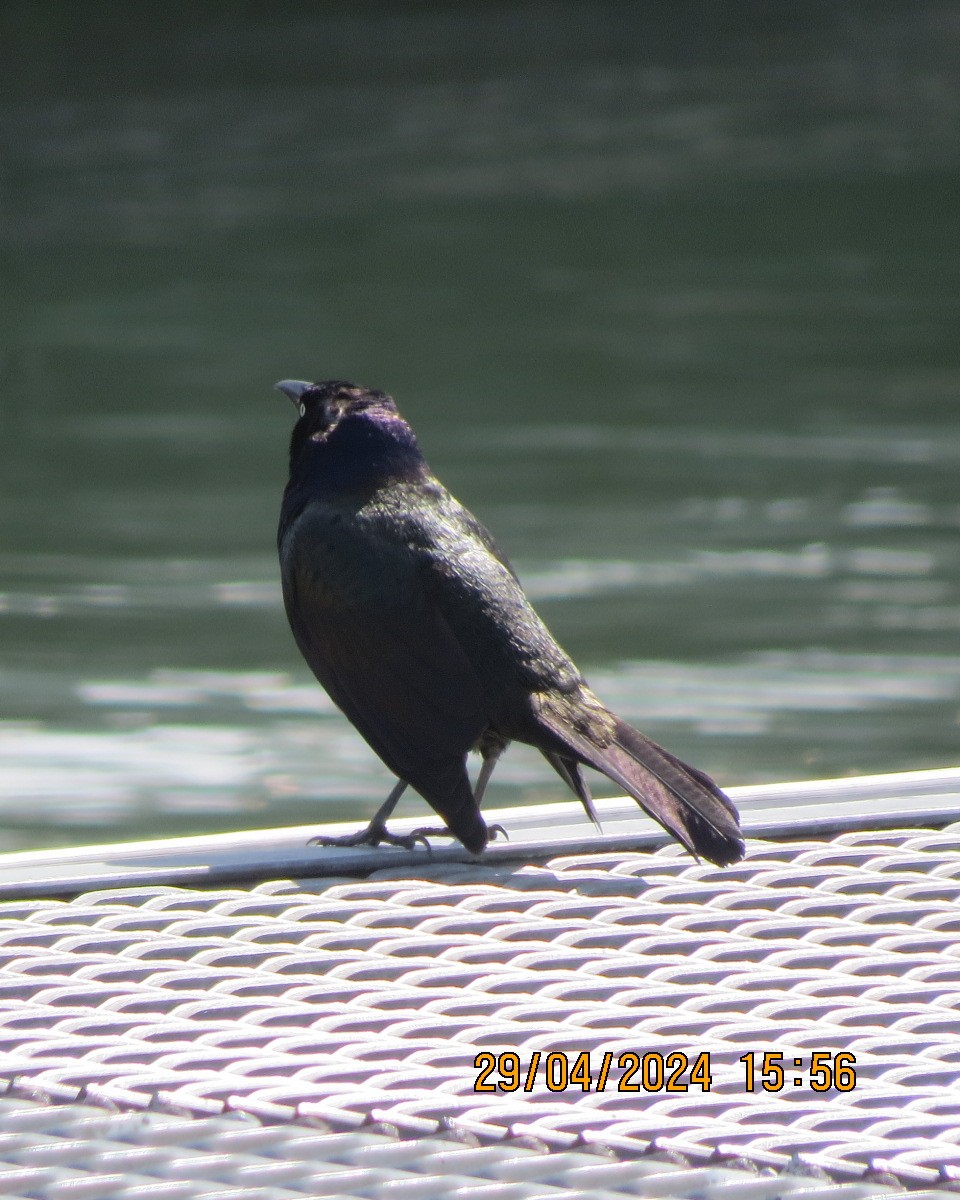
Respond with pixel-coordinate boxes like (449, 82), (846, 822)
(309, 821), (449, 852)
(488, 823), (509, 842)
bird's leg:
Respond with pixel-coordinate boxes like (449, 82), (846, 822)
(376, 746), (511, 849)
(366, 779), (409, 829)
(310, 745), (512, 852)
(474, 743), (509, 843)
(473, 748), (500, 806)
(309, 779), (442, 850)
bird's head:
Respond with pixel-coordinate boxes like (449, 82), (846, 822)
(276, 378), (424, 489)
(276, 379), (398, 441)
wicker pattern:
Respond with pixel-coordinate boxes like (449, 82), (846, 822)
(3, 819), (960, 1196)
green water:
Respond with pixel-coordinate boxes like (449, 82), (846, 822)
(2, 3), (959, 849)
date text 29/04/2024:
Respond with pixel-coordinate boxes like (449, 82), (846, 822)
(473, 1050), (857, 1093)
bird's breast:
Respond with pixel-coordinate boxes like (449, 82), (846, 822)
(280, 500), (419, 614)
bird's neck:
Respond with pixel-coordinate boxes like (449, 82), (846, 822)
(286, 411), (429, 507)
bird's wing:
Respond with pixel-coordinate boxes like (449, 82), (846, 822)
(281, 508), (490, 849)
(414, 496), (586, 700)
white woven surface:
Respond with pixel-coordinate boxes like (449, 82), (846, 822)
(2, 803), (960, 1196)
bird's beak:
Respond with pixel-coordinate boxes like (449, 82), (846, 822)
(275, 380), (313, 404)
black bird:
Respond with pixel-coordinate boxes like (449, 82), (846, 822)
(276, 379), (744, 866)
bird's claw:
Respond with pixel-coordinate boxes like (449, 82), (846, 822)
(310, 819), (508, 853)
(309, 822), (449, 851)
(403, 826), (455, 850)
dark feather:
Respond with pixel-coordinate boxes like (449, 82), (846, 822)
(542, 751), (601, 829)
(281, 519), (489, 852)
(533, 703), (744, 866)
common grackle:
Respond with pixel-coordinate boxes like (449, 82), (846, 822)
(277, 379), (744, 865)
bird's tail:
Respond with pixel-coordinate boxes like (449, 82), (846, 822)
(537, 709), (744, 866)
(542, 751), (602, 830)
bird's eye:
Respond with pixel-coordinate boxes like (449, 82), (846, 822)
(299, 403), (306, 417)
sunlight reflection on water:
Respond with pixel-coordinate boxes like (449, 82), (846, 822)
(2, 645), (959, 849)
